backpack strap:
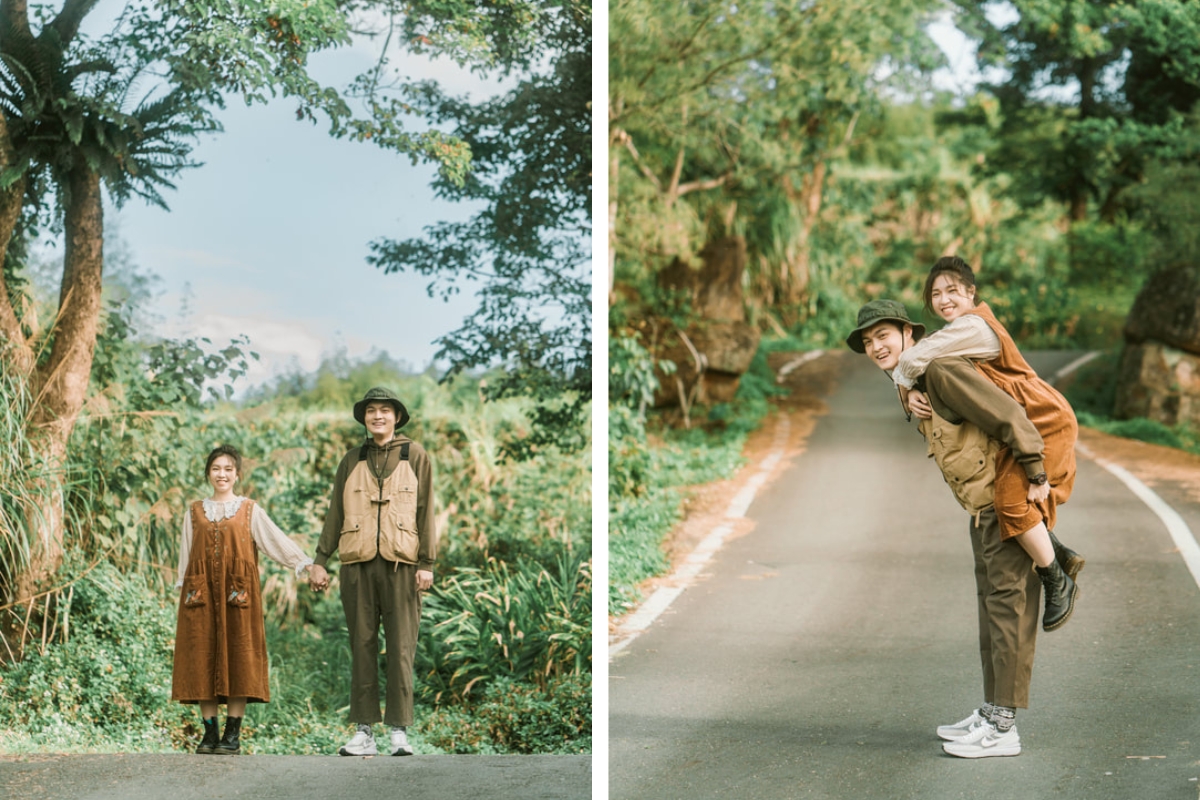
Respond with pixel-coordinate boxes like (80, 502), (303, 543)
(400, 442), (410, 461)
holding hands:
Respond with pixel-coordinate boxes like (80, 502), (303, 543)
(308, 563), (330, 592)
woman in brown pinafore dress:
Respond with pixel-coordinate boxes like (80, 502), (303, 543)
(893, 256), (1084, 632)
(172, 445), (314, 755)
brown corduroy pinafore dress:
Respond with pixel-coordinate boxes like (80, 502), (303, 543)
(966, 303), (1078, 540)
(171, 499), (270, 704)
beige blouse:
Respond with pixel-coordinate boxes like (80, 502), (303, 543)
(174, 497), (313, 589)
(893, 314), (1002, 390)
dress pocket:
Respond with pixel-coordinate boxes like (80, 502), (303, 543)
(226, 575), (252, 608)
(182, 575), (207, 608)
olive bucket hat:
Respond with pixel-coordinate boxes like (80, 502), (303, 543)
(845, 299), (927, 353)
(353, 386), (411, 430)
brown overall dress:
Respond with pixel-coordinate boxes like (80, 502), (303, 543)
(171, 499), (270, 704)
(966, 303), (1078, 540)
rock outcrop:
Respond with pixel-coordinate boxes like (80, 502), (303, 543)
(652, 236), (761, 408)
(1115, 267), (1200, 426)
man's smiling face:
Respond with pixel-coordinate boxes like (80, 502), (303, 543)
(364, 401), (397, 440)
(860, 321), (914, 371)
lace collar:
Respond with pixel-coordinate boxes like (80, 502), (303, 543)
(202, 497), (246, 522)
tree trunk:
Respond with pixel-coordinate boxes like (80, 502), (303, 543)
(609, 127), (620, 307)
(783, 160), (826, 306)
(13, 165), (104, 603)
(0, 111), (32, 375)
(1070, 58), (1098, 223)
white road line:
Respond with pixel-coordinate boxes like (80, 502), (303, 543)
(1078, 442), (1200, 592)
(776, 350), (825, 383)
(609, 412), (793, 658)
(1050, 352), (1200, 592)
(1051, 351), (1102, 384)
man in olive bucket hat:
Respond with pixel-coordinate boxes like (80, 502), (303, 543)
(847, 300), (1083, 758)
(308, 387), (438, 756)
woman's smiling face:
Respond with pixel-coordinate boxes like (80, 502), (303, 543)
(929, 273), (976, 322)
(208, 455), (238, 494)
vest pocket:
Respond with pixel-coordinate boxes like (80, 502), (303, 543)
(338, 516), (374, 564)
(383, 519), (420, 564)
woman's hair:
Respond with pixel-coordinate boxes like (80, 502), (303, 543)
(204, 444), (242, 478)
(923, 255), (979, 314)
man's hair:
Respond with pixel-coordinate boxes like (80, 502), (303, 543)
(923, 255), (979, 314)
(205, 444), (242, 478)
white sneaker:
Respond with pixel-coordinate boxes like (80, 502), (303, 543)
(942, 721), (1021, 758)
(339, 725), (378, 756)
(936, 708), (987, 741)
(389, 726), (414, 756)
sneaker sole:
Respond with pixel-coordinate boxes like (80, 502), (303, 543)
(943, 743), (1021, 758)
(339, 748), (378, 756)
(391, 748), (414, 756)
(1043, 581), (1080, 632)
(938, 727), (981, 743)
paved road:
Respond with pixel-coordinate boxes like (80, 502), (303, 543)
(0, 753), (591, 800)
(610, 353), (1200, 800)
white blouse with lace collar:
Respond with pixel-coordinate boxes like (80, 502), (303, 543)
(202, 496), (246, 522)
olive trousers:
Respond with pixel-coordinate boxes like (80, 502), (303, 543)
(340, 557), (421, 727)
(970, 506), (1041, 709)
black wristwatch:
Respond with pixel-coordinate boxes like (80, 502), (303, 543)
(1030, 472), (1048, 486)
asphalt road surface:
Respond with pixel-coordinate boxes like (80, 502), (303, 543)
(610, 352), (1200, 800)
(0, 753), (591, 800)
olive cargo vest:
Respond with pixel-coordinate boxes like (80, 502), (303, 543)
(338, 443), (421, 565)
(919, 410), (998, 516)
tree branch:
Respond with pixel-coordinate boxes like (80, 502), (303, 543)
(676, 172), (731, 198)
(621, 134), (663, 192)
(45, 0), (99, 46)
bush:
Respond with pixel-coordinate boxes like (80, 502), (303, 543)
(607, 339), (784, 612)
(420, 674), (591, 754)
(416, 550), (590, 703)
(0, 559), (190, 752)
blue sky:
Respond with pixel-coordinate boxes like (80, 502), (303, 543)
(79, 4), (508, 387)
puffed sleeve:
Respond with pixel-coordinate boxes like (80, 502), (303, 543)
(249, 504), (314, 578)
(175, 511), (193, 591)
(893, 315), (1001, 389)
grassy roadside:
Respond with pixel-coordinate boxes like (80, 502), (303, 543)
(608, 344), (792, 617)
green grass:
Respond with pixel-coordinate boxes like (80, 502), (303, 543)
(608, 343), (785, 615)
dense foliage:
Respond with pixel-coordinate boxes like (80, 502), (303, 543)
(368, 0), (593, 457)
(0, 289), (590, 754)
(608, 2), (1200, 610)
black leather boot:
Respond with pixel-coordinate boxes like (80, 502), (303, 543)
(1049, 530), (1085, 580)
(1036, 560), (1078, 632)
(196, 717), (219, 754)
(215, 716), (242, 755)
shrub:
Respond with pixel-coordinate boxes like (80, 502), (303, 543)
(420, 674), (591, 754)
(416, 550), (591, 703)
(0, 559), (190, 752)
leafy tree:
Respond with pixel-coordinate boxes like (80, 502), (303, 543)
(365, 0), (592, 457)
(609, 0), (943, 325)
(0, 0), (471, 603)
(955, 0), (1200, 222)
